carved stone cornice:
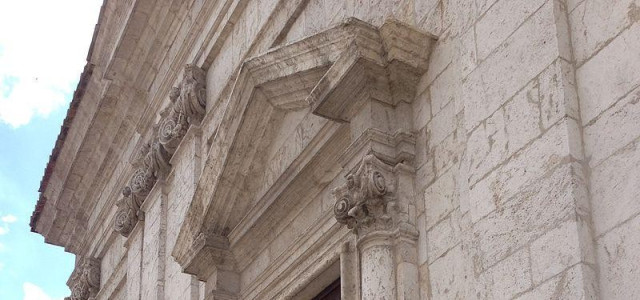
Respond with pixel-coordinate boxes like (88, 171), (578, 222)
(113, 64), (206, 237)
(67, 257), (100, 300)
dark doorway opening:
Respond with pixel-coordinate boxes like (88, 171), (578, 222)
(312, 278), (340, 300)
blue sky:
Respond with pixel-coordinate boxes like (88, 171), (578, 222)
(0, 1), (102, 299)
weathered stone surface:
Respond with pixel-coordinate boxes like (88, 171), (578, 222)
(476, 247), (532, 300)
(31, 0), (640, 299)
(584, 85), (640, 168)
(597, 214), (640, 299)
(475, 0), (547, 60)
(570, 0), (640, 65)
(590, 136), (640, 236)
(515, 263), (598, 300)
(577, 22), (640, 124)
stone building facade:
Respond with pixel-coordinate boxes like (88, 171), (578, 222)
(30, 0), (640, 299)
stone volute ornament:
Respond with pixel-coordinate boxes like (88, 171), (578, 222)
(113, 64), (206, 237)
(68, 257), (100, 300)
(333, 154), (398, 236)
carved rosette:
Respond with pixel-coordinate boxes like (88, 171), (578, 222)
(113, 65), (207, 237)
(158, 104), (188, 154)
(69, 257), (100, 300)
(333, 154), (397, 235)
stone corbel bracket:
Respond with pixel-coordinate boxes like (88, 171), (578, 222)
(113, 65), (207, 237)
(67, 256), (101, 300)
(175, 231), (240, 299)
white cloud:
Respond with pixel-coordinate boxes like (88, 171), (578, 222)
(23, 282), (59, 300)
(0, 225), (8, 235)
(1, 214), (16, 223)
(0, 0), (102, 128)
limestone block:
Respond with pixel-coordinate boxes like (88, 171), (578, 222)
(415, 0), (440, 24)
(530, 220), (595, 284)
(100, 236), (125, 289)
(476, 248), (532, 300)
(466, 106), (509, 187)
(430, 64), (461, 116)
(505, 79), (541, 155)
(412, 90), (432, 132)
(126, 229), (144, 300)
(429, 100), (457, 149)
(417, 0), (444, 37)
(577, 22), (640, 124)
(472, 163), (583, 271)
(515, 263), (598, 300)
(475, 0), (547, 60)
(426, 214), (461, 264)
(458, 28), (477, 79)
(590, 137), (640, 236)
(423, 34), (456, 86)
(428, 244), (473, 299)
(539, 59), (580, 130)
(433, 112), (465, 177)
(415, 153), (436, 195)
(463, 0), (558, 131)
(570, 0), (640, 65)
(417, 213), (428, 265)
(442, 0), (478, 37)
(424, 169), (456, 230)
(584, 85), (640, 168)
(476, 0), (499, 16)
(567, 0), (586, 12)
(414, 125), (430, 170)
(597, 214), (640, 299)
(469, 119), (578, 223)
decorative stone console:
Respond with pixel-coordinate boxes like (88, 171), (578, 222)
(114, 65), (207, 237)
(66, 257), (101, 300)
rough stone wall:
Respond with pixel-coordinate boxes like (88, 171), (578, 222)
(81, 0), (639, 299)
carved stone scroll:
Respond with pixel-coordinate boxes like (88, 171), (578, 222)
(68, 257), (100, 300)
(113, 65), (206, 237)
(332, 154), (397, 236)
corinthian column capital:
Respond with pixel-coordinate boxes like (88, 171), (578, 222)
(333, 154), (399, 236)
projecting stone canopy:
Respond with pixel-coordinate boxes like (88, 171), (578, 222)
(171, 18), (435, 299)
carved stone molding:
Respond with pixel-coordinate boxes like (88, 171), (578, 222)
(68, 257), (100, 300)
(113, 64), (206, 237)
(174, 230), (237, 281)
